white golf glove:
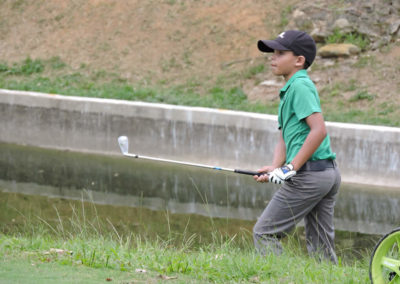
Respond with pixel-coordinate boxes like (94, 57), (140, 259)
(269, 164), (296, 184)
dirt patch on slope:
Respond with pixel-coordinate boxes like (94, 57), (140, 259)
(0, 0), (296, 84)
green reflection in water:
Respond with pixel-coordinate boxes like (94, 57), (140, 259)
(0, 142), (274, 220)
(1, 190), (254, 247)
(1, 142), (400, 235)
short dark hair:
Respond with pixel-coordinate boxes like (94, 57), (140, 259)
(292, 51), (311, 69)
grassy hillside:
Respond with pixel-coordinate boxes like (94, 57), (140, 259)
(0, 0), (399, 126)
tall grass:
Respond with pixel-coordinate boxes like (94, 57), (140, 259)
(1, 233), (370, 283)
(0, 199), (370, 283)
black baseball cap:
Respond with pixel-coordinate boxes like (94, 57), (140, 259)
(257, 30), (316, 68)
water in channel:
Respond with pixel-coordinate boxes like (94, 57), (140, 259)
(1, 142), (399, 261)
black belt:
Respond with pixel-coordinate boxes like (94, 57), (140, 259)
(298, 159), (336, 172)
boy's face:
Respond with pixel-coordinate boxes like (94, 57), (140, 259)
(269, 50), (304, 78)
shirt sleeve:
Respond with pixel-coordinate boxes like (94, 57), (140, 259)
(291, 80), (321, 121)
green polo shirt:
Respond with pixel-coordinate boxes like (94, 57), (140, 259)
(278, 69), (336, 163)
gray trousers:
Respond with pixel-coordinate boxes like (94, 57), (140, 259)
(253, 166), (341, 264)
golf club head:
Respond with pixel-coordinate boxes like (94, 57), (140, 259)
(118, 136), (129, 155)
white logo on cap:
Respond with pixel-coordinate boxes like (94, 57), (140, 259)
(278, 32), (285, 38)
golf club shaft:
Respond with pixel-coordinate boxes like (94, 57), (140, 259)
(123, 152), (260, 176)
(118, 136), (262, 176)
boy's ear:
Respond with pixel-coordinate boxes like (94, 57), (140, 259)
(295, 55), (306, 68)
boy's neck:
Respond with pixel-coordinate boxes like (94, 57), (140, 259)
(284, 67), (304, 82)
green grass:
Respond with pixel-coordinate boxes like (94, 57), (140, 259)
(0, 226), (370, 283)
(320, 79), (358, 100)
(279, 5), (295, 29)
(0, 57), (399, 127)
(0, 257), (141, 284)
(348, 90), (376, 102)
(0, 57), (44, 75)
(0, 192), (372, 283)
(243, 63), (265, 79)
(326, 28), (370, 51)
(318, 78), (400, 127)
(0, 57), (276, 115)
(352, 55), (377, 68)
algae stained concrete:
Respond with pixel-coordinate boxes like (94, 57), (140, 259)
(0, 89), (399, 189)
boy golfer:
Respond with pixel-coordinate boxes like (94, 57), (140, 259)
(253, 30), (341, 263)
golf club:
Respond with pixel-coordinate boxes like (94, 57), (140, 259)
(117, 136), (262, 176)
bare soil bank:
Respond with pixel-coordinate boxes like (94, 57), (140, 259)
(0, 0), (399, 124)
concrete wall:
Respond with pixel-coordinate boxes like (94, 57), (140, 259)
(1, 89), (399, 188)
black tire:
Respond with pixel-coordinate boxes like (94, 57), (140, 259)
(369, 227), (400, 284)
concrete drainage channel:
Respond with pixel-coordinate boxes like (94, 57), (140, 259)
(1, 88), (399, 189)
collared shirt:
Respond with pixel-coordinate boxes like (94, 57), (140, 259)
(278, 69), (336, 163)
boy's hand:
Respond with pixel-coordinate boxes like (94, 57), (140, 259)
(269, 164), (296, 184)
(253, 165), (274, 183)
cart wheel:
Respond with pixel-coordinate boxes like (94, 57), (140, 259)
(370, 228), (400, 283)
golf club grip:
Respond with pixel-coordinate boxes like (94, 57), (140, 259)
(234, 169), (263, 176)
